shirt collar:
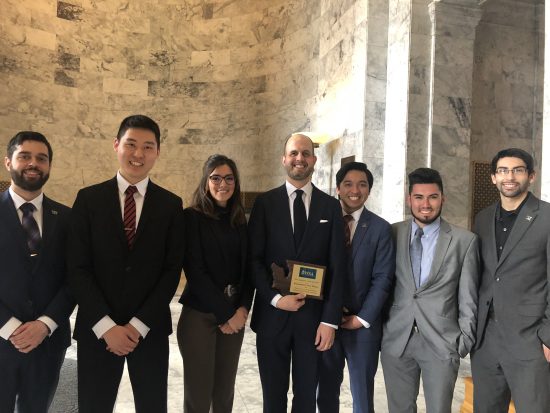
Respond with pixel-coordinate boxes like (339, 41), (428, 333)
(117, 171), (149, 197)
(9, 187), (44, 211)
(342, 205), (363, 222)
(411, 216), (441, 237)
(285, 180), (313, 198)
(497, 192), (531, 219)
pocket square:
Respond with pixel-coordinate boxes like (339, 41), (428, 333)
(320, 219), (329, 223)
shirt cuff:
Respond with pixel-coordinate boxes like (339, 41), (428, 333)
(271, 294), (283, 307)
(321, 322), (338, 330)
(0, 317), (22, 340)
(92, 316), (117, 339)
(37, 316), (58, 336)
(356, 316), (370, 329)
(130, 317), (150, 338)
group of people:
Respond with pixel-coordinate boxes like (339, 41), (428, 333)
(0, 114), (548, 413)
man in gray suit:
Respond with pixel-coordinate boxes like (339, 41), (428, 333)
(381, 168), (479, 413)
(471, 148), (550, 413)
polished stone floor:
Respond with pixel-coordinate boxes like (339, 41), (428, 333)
(51, 296), (470, 412)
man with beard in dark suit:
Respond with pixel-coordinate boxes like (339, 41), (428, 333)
(248, 133), (346, 412)
(0, 131), (73, 412)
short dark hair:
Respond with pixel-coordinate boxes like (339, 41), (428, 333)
(336, 161), (374, 190)
(7, 131), (53, 162)
(491, 148), (534, 174)
(191, 154), (246, 227)
(408, 168), (444, 194)
(116, 115), (161, 148)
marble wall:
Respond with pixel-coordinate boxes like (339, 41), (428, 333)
(471, 0), (544, 196)
(0, 0), (322, 206)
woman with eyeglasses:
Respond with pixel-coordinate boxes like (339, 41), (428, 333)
(177, 154), (253, 413)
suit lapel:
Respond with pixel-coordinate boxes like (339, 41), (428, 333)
(35, 196), (59, 270)
(105, 178), (128, 248)
(399, 220), (416, 289)
(0, 191), (29, 252)
(298, 186), (322, 255)
(483, 204), (499, 274)
(497, 195), (538, 269)
(351, 207), (370, 260)
(238, 223), (247, 282)
(277, 185), (296, 255)
(419, 219), (452, 291)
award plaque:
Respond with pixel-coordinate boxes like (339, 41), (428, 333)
(287, 260), (326, 300)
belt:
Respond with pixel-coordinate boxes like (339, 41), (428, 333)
(223, 284), (239, 298)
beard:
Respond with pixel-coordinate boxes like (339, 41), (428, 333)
(285, 164), (314, 182)
(11, 168), (49, 192)
(410, 206), (442, 226)
(497, 181), (530, 199)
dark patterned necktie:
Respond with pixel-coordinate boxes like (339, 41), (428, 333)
(20, 202), (41, 255)
(293, 189), (306, 249)
(124, 186), (138, 249)
(344, 214), (354, 249)
(410, 227), (424, 288)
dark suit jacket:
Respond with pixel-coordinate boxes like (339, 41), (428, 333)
(0, 191), (74, 353)
(341, 207), (395, 343)
(179, 207), (254, 324)
(248, 184), (346, 338)
(474, 193), (550, 360)
(68, 177), (184, 341)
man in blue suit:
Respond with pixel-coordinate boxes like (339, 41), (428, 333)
(0, 131), (74, 412)
(317, 161), (395, 413)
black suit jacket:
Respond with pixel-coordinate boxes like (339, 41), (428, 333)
(248, 184), (346, 338)
(179, 207), (254, 324)
(0, 191), (74, 352)
(68, 178), (185, 341)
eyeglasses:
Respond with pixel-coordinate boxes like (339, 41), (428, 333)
(495, 167), (528, 176)
(209, 174), (235, 185)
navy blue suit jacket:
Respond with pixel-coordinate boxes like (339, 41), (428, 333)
(248, 184), (346, 338)
(0, 191), (74, 353)
(341, 207), (395, 342)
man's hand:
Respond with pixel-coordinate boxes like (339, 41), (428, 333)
(219, 323), (237, 334)
(9, 320), (49, 353)
(341, 315), (363, 330)
(103, 325), (139, 356)
(543, 344), (550, 362)
(276, 293), (306, 311)
(315, 323), (335, 352)
(124, 323), (141, 343)
(227, 306), (248, 332)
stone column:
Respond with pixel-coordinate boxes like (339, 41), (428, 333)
(427, 0), (482, 228)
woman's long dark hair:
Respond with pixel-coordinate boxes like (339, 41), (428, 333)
(191, 154), (246, 227)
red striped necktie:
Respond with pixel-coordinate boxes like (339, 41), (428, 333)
(123, 185), (138, 249)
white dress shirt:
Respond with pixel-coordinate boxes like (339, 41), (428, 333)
(0, 188), (57, 340)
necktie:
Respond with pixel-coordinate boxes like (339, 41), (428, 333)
(410, 227), (424, 288)
(293, 189), (307, 249)
(344, 214), (354, 249)
(124, 186), (138, 249)
(20, 203), (41, 255)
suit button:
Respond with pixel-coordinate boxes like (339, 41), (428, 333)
(486, 301), (490, 306)
(496, 277), (500, 282)
(413, 294), (417, 299)
(125, 266), (131, 272)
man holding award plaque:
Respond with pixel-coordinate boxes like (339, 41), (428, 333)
(317, 162), (395, 413)
(248, 133), (346, 412)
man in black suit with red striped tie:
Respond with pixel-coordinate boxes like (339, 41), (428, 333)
(68, 115), (185, 413)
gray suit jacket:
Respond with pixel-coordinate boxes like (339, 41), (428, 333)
(382, 218), (479, 360)
(474, 193), (550, 360)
